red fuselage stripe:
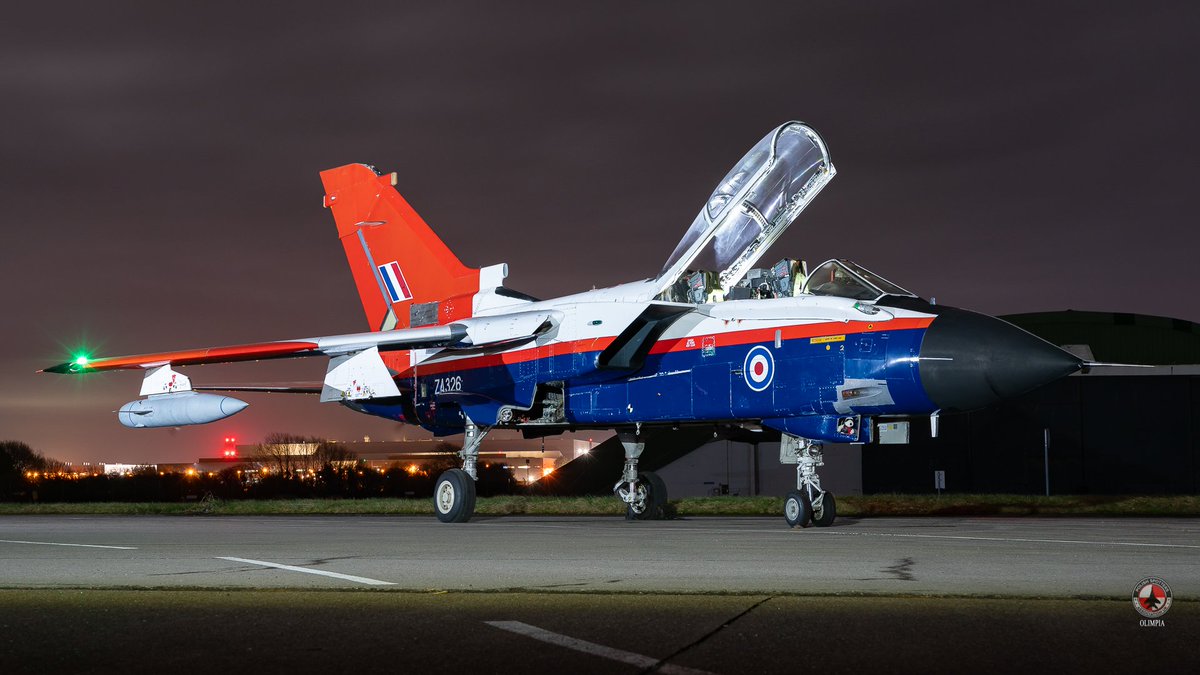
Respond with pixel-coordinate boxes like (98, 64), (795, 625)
(408, 317), (934, 377)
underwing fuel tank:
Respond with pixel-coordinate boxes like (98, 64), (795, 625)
(118, 392), (248, 428)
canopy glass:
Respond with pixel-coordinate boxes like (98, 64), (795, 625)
(802, 259), (916, 302)
(657, 122), (836, 293)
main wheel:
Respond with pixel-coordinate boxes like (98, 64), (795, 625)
(625, 471), (668, 521)
(784, 489), (812, 528)
(433, 468), (476, 523)
(811, 491), (836, 527)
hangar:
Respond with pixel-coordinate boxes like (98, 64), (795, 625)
(863, 310), (1200, 495)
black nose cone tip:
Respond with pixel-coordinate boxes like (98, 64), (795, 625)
(918, 307), (1083, 412)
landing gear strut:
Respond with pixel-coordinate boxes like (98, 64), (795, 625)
(433, 419), (488, 523)
(781, 434), (836, 528)
(613, 431), (668, 520)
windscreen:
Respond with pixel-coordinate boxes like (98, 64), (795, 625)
(803, 259), (916, 302)
(804, 260), (880, 301)
(840, 260), (914, 297)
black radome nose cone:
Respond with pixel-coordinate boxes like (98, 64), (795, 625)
(918, 307), (1082, 412)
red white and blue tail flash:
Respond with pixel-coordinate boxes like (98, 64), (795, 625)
(378, 261), (413, 303)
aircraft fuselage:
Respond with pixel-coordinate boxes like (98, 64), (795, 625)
(351, 288), (1077, 444)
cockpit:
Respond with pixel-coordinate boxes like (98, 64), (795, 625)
(651, 121), (918, 307)
(658, 257), (917, 305)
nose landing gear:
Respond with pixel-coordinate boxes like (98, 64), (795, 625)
(780, 434), (836, 528)
(613, 431), (669, 520)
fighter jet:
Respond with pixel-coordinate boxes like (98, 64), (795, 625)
(43, 122), (1084, 526)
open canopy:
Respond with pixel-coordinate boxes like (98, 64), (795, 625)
(657, 122), (835, 293)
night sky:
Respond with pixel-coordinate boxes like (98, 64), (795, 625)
(2, 2), (1196, 464)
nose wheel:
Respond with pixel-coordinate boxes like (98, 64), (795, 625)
(781, 435), (837, 528)
(620, 471), (668, 520)
(811, 490), (836, 527)
(784, 490), (810, 527)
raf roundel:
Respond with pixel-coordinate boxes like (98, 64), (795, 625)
(743, 345), (775, 392)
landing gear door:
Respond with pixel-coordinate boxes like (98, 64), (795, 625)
(655, 122), (836, 295)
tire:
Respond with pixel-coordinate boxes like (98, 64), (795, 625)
(811, 491), (836, 527)
(625, 472), (668, 521)
(644, 472), (668, 508)
(433, 468), (476, 523)
(784, 489), (811, 528)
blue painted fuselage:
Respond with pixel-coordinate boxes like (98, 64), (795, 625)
(355, 323), (938, 443)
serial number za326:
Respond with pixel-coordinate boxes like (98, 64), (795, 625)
(432, 375), (463, 394)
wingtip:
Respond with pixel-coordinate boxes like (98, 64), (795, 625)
(40, 362), (86, 374)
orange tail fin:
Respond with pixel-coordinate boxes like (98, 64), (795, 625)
(321, 164), (482, 331)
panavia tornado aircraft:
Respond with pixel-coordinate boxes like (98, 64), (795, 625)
(44, 122), (1085, 526)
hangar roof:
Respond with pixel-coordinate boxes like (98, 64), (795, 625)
(1003, 310), (1200, 365)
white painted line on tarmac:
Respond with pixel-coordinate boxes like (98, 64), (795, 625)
(807, 530), (1200, 549)
(485, 620), (715, 675)
(0, 539), (137, 550)
(215, 556), (396, 586)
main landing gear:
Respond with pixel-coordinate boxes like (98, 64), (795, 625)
(781, 435), (836, 528)
(434, 419), (487, 523)
(614, 431), (668, 520)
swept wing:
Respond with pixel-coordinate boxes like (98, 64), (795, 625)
(42, 310), (562, 375)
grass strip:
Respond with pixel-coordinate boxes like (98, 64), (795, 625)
(0, 494), (1196, 517)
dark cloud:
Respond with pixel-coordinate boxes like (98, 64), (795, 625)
(2, 1), (1197, 462)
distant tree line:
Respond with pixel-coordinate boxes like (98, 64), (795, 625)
(0, 436), (518, 503)
(1, 440), (69, 499)
(1, 440), (68, 475)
